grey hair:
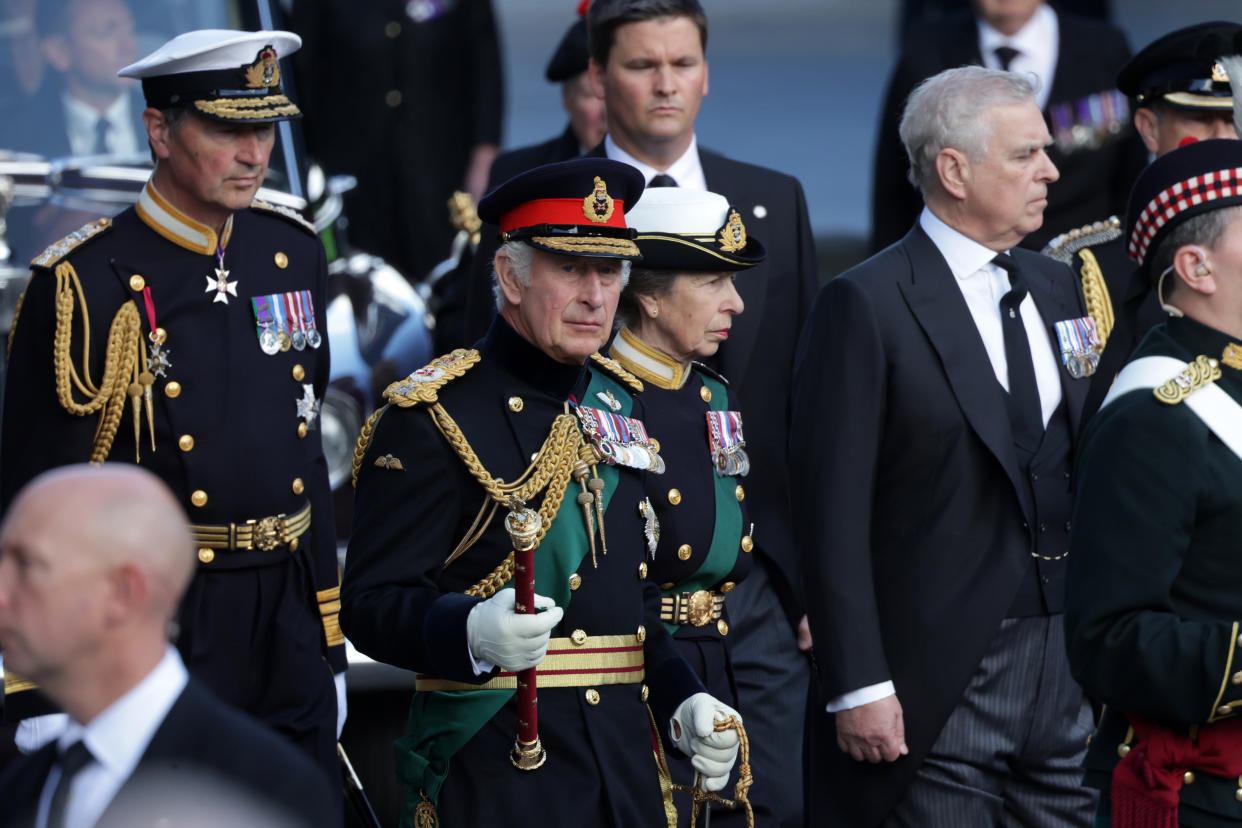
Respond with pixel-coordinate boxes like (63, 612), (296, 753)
(1149, 204), (1242, 288)
(492, 240), (632, 310)
(899, 66), (1038, 193)
(616, 267), (678, 327)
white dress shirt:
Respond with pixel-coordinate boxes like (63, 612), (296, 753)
(978, 3), (1059, 111)
(36, 647), (188, 828)
(827, 208), (1063, 714)
(62, 92), (140, 157)
(604, 133), (708, 191)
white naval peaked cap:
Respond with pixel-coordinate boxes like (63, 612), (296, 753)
(625, 187), (732, 234)
(118, 30), (302, 123)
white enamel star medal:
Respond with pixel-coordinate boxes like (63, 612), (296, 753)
(205, 265), (237, 304)
(296, 383), (320, 427)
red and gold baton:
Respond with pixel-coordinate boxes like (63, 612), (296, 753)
(506, 498), (547, 771)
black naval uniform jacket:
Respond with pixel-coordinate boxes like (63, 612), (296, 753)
(342, 317), (702, 826)
(1067, 315), (1242, 826)
(0, 676), (339, 828)
(1, 185), (343, 789)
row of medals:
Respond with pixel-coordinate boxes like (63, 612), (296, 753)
(258, 322), (322, 355)
(1065, 347), (1100, 379)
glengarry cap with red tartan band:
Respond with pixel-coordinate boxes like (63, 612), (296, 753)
(1125, 138), (1242, 279)
(477, 157), (644, 260)
(118, 29), (302, 124)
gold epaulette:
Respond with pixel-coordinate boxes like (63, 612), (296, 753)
(30, 217), (112, 268)
(250, 199), (317, 236)
(383, 349), (481, 407)
(1041, 216), (1122, 265)
(591, 352), (643, 393)
(1154, 355), (1221, 405)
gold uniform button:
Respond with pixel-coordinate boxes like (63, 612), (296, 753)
(720, 581), (736, 593)
(677, 544), (692, 561)
(636, 625), (646, 643)
(297, 421), (308, 439)
(197, 547), (214, 563)
(164, 381), (181, 398)
(569, 573), (582, 591)
(1237, 634), (1242, 648)
(1219, 705), (1233, 717)
(292, 478), (305, 495)
(1183, 771), (1196, 785)
(640, 684), (649, 702)
(1117, 744), (1131, 758)
(740, 535), (754, 553)
(1233, 671), (1242, 686)
(508, 396), (524, 412)
(292, 364), (305, 381)
(717, 619), (729, 636)
(637, 562), (648, 579)
(178, 434), (195, 452)
(274, 252), (288, 269)
(1235, 788), (1242, 803)
(735, 485), (745, 501)
(585, 689), (600, 706)
(190, 490), (207, 507)
(659, 582), (675, 590)
(570, 629), (587, 646)
(668, 488), (682, 506)
(129, 274), (145, 291)
(699, 386), (712, 403)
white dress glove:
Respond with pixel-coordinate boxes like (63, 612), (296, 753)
(334, 672), (347, 740)
(465, 589), (563, 672)
(669, 692), (742, 791)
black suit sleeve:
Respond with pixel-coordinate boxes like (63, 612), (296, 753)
(791, 275), (893, 701)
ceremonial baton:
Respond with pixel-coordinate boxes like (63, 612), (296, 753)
(338, 743), (382, 828)
(506, 498), (547, 770)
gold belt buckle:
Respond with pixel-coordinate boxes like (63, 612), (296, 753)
(250, 515), (285, 551)
(687, 590), (714, 627)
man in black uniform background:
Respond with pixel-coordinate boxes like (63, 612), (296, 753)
(1, 29), (345, 803)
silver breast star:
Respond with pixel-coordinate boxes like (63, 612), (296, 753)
(296, 383), (320, 426)
(205, 266), (238, 304)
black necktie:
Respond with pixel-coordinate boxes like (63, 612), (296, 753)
(994, 46), (1020, 71)
(92, 117), (111, 155)
(648, 173), (678, 188)
(47, 740), (94, 828)
(992, 253), (1044, 452)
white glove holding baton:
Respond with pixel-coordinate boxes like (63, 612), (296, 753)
(465, 589), (563, 672)
(669, 692), (742, 791)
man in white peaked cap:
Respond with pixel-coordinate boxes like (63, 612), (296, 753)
(1, 30), (345, 810)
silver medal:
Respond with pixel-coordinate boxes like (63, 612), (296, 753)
(260, 328), (281, 355)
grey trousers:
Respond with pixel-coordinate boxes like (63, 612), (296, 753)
(885, 615), (1097, 828)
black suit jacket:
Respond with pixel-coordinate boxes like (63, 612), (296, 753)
(459, 143), (817, 619)
(870, 11), (1147, 254)
(0, 677), (338, 828)
(791, 224), (1089, 827)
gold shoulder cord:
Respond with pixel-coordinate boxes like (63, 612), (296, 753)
(351, 406), (386, 488)
(51, 262), (148, 463)
(1078, 248), (1114, 347)
(591, 352), (644, 393)
(669, 716), (756, 828)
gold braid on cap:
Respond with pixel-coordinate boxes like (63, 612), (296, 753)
(425, 403), (582, 597)
(1077, 248), (1114, 347)
(51, 262), (147, 463)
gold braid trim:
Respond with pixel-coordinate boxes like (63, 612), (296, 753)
(1078, 248), (1114, 347)
(1153, 355), (1221, 405)
(51, 262), (144, 463)
(591, 352), (644, 393)
(424, 402), (582, 597)
(351, 406), (386, 488)
(672, 716), (755, 828)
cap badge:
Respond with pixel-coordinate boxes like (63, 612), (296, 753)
(718, 209), (748, 253)
(583, 176), (616, 223)
(1213, 62), (1231, 84)
(243, 45), (281, 89)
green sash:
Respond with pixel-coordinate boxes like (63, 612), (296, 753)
(658, 372), (745, 635)
(395, 370), (631, 824)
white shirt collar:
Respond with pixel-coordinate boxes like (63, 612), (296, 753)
(61, 91), (139, 157)
(604, 134), (707, 191)
(977, 4), (1058, 110)
(57, 646), (188, 783)
(919, 207), (1003, 281)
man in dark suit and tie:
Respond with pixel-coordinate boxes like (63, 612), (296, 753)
(793, 66), (1096, 826)
(871, 0), (1147, 255)
(0, 464), (337, 828)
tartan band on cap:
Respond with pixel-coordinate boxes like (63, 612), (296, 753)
(1129, 166), (1242, 264)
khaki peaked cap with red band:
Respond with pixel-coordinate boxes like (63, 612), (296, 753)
(118, 29), (302, 124)
(1125, 138), (1242, 279)
(477, 157), (645, 260)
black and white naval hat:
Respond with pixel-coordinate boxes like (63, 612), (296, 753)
(118, 29), (302, 123)
(625, 188), (766, 271)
